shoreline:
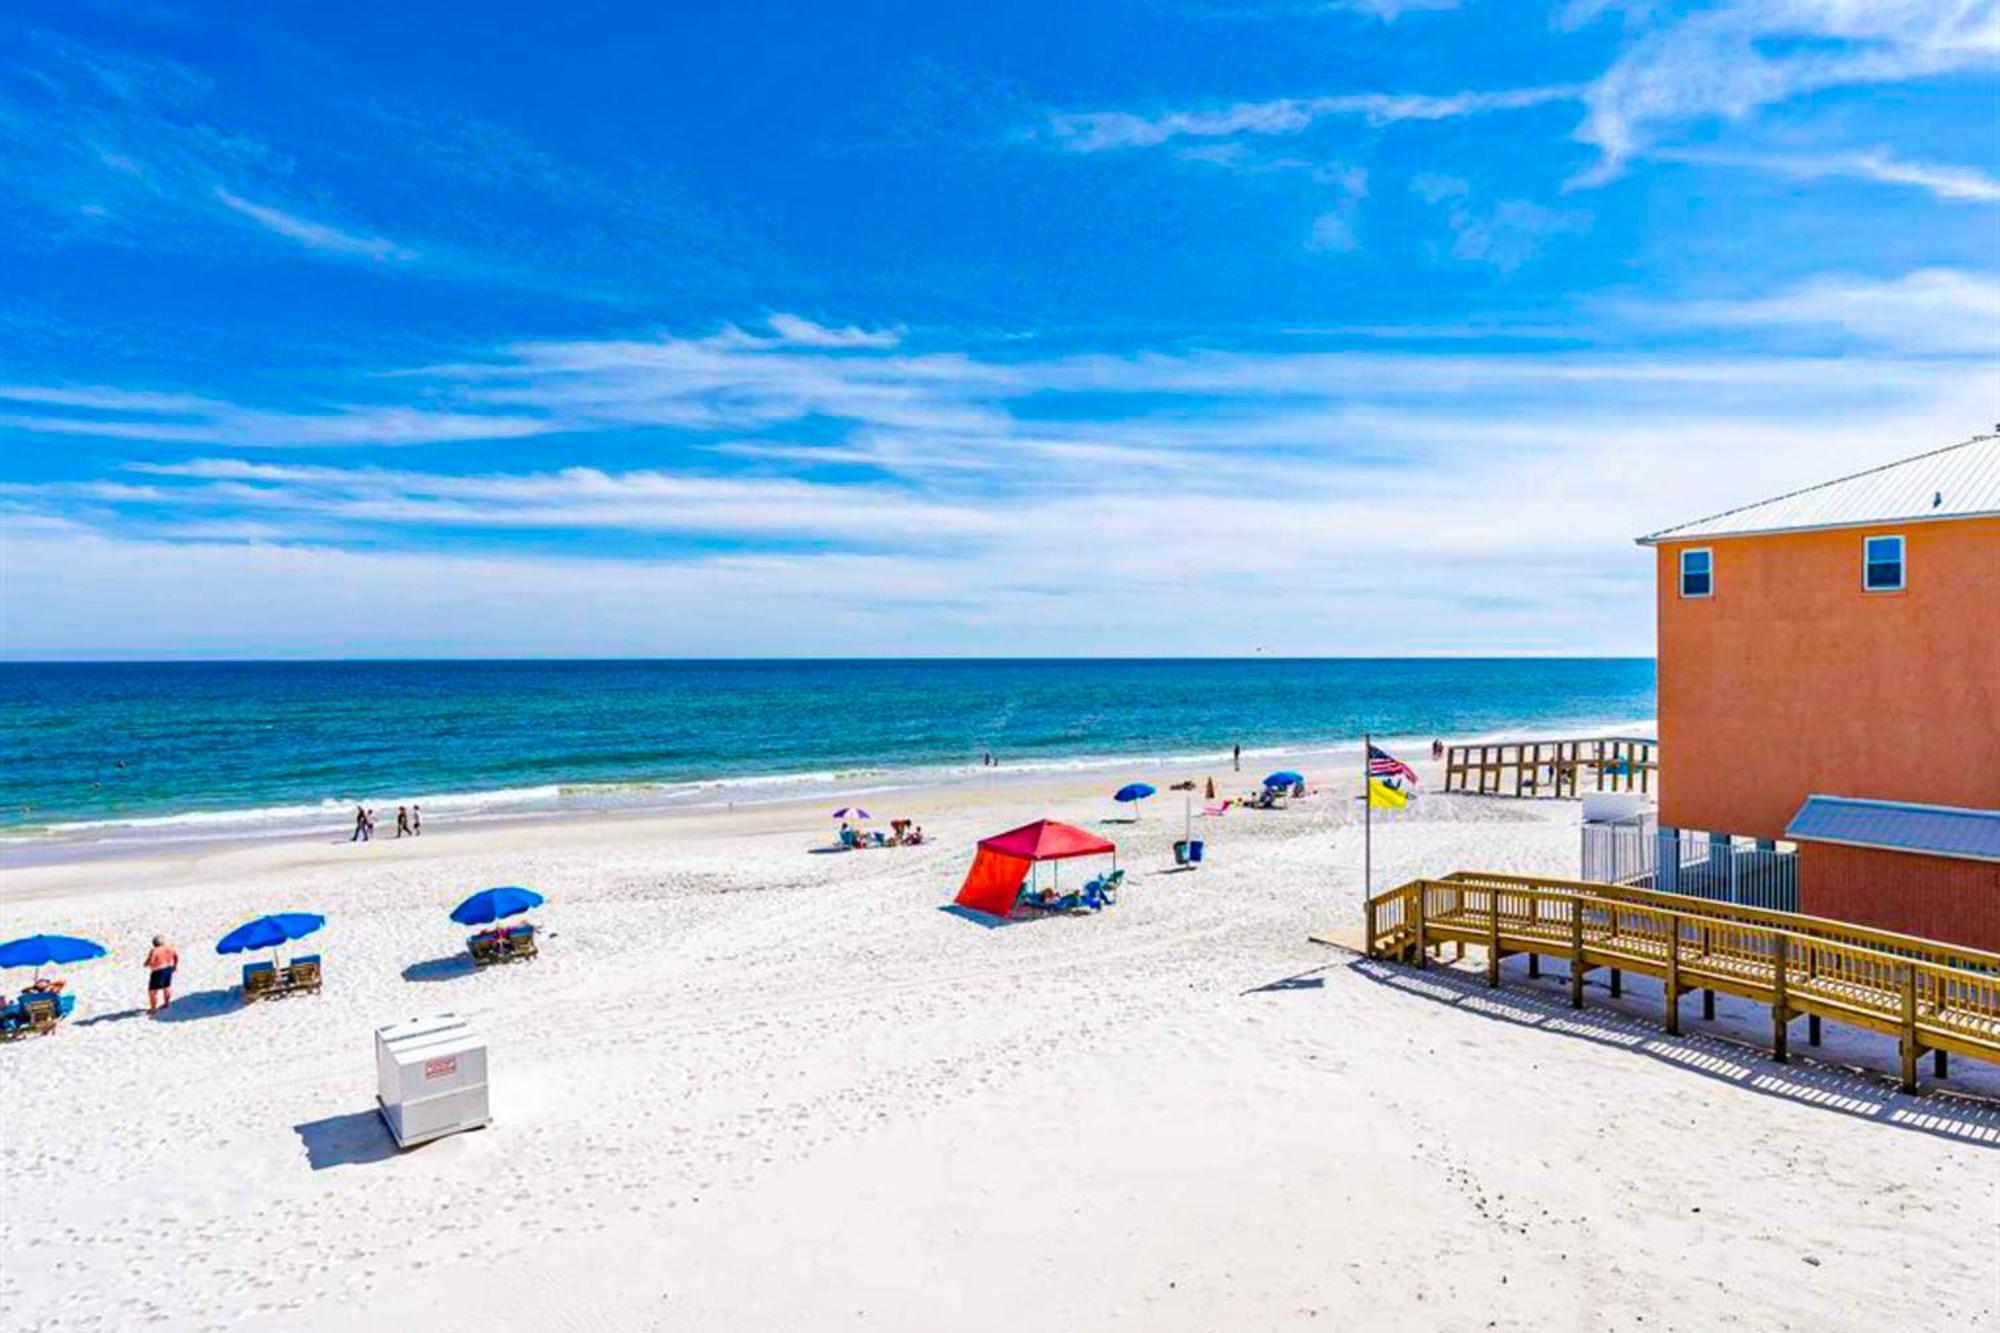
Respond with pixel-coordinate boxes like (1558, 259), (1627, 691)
(0, 716), (1655, 871)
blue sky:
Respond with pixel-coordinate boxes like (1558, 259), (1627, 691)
(1, 0), (1995, 657)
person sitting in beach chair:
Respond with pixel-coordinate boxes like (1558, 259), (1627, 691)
(838, 824), (863, 850)
(22, 977), (65, 996)
(503, 924), (538, 960)
(468, 930), (507, 966)
(16, 994), (63, 1036)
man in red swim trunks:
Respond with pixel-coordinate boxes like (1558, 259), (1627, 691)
(145, 936), (179, 1014)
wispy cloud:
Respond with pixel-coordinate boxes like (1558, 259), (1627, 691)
(0, 384), (546, 447)
(1639, 268), (2000, 355)
(1657, 147), (2000, 204)
(6, 282), (1992, 654)
(212, 188), (415, 260)
(1410, 177), (1589, 272)
(1044, 85), (1574, 152)
(0, 32), (422, 265)
(1574, 1), (2000, 183)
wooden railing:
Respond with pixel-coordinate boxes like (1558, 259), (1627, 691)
(1364, 874), (2000, 1092)
(1443, 737), (1655, 798)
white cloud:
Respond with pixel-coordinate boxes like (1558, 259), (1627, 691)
(1647, 268), (2000, 353)
(1575, 0), (2000, 182)
(212, 188), (414, 261)
(6, 287), (1994, 655)
(1045, 85), (1574, 152)
(764, 314), (903, 348)
(1658, 147), (2000, 203)
(1410, 179), (1590, 272)
(1307, 212), (1360, 252)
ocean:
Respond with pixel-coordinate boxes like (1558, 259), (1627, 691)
(0, 658), (1654, 852)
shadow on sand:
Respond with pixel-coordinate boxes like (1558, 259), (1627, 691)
(402, 954), (478, 984)
(150, 987), (243, 1024)
(1264, 954), (2000, 1148)
(295, 1109), (400, 1170)
(75, 1007), (148, 1027)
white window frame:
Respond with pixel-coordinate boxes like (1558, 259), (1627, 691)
(1863, 533), (1905, 592)
(1679, 546), (1713, 599)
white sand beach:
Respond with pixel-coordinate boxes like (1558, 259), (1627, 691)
(3, 762), (1996, 1333)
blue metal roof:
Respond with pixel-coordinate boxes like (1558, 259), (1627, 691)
(1785, 796), (2000, 863)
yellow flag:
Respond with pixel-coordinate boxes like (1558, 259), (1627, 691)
(1368, 778), (1408, 810)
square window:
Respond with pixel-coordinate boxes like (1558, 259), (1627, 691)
(1679, 548), (1712, 598)
(1864, 535), (1904, 591)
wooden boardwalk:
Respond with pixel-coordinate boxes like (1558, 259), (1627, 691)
(1364, 871), (2000, 1092)
(1443, 737), (1655, 798)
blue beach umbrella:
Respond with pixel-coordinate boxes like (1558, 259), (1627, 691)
(0, 934), (108, 975)
(1113, 783), (1156, 804)
(216, 913), (325, 956)
(1263, 770), (1305, 789)
(451, 886), (546, 926)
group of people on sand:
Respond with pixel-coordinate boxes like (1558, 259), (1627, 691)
(350, 803), (422, 842)
(839, 818), (926, 849)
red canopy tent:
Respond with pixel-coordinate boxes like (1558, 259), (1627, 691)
(953, 819), (1117, 918)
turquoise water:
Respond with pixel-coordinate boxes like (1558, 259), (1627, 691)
(0, 659), (1654, 849)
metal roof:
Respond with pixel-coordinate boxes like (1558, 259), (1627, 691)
(1785, 795), (2000, 863)
(1637, 435), (2000, 545)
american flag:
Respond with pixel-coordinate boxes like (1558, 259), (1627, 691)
(1367, 744), (1419, 786)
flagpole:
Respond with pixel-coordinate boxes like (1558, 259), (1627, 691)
(1362, 732), (1372, 908)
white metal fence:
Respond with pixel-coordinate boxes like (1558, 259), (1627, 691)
(1581, 820), (1799, 912)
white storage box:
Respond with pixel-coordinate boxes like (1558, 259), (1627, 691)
(1581, 791), (1651, 825)
(375, 1013), (490, 1149)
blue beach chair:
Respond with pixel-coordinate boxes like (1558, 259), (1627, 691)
(241, 960), (278, 1002)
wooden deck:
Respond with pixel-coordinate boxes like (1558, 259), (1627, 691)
(1443, 737), (1655, 798)
(1363, 871), (2000, 1092)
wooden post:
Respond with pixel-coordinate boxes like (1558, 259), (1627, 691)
(1486, 890), (1502, 988)
(1807, 1014), (1820, 1046)
(1569, 901), (1585, 1010)
(1934, 1049), (1948, 1079)
(1411, 882), (1428, 970)
(1703, 989), (1715, 1021)
(1899, 966), (1919, 1093)
(1610, 968), (1622, 998)
(1771, 935), (1789, 1063)
(1365, 896), (1379, 958)
(1664, 912), (1681, 1036)
(1526, 894), (1539, 977)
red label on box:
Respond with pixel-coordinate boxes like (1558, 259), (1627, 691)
(424, 1055), (458, 1079)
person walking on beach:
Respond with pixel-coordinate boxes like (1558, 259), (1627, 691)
(351, 805), (369, 842)
(1232, 744), (1241, 772)
(411, 804), (422, 836)
(395, 805), (411, 838)
(145, 936), (178, 1014)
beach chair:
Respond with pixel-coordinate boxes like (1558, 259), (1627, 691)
(503, 924), (538, 961)
(468, 933), (504, 966)
(1099, 868), (1126, 902)
(839, 827), (861, 850)
(242, 961), (278, 1002)
(0, 1000), (22, 1039)
(17, 995), (59, 1036)
(286, 955), (323, 995)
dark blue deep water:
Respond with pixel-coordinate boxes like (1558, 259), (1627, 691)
(0, 658), (1654, 846)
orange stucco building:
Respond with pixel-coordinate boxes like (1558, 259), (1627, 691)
(1637, 436), (2000, 948)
